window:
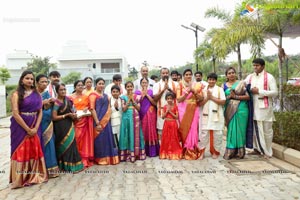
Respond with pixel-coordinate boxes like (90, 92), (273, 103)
(101, 63), (120, 73)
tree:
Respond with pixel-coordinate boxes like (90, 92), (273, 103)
(195, 40), (218, 73)
(204, 6), (265, 79)
(128, 67), (139, 80)
(0, 66), (11, 84)
(26, 56), (57, 76)
(62, 72), (81, 84)
(235, 0), (300, 111)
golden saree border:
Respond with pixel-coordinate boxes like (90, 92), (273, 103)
(94, 104), (111, 139)
(10, 158), (48, 189)
(47, 166), (60, 178)
(57, 125), (75, 158)
(223, 147), (245, 160)
(159, 153), (182, 160)
(94, 156), (120, 165)
(120, 149), (146, 162)
(43, 122), (53, 146)
(183, 147), (201, 160)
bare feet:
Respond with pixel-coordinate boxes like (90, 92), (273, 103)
(199, 153), (204, 160)
(212, 154), (219, 159)
(247, 149), (261, 155)
(263, 155), (271, 159)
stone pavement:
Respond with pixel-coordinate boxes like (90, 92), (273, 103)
(1, 116), (300, 200)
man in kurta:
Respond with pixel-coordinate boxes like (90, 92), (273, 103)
(133, 66), (155, 91)
(199, 73), (226, 159)
(245, 58), (278, 159)
(153, 68), (178, 137)
(47, 71), (61, 98)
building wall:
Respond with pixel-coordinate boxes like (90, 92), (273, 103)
(6, 50), (33, 85)
(58, 58), (128, 85)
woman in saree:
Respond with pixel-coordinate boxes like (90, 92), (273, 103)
(89, 78), (119, 165)
(69, 80), (94, 168)
(223, 67), (250, 160)
(83, 77), (94, 96)
(10, 70), (48, 189)
(52, 84), (84, 172)
(119, 81), (146, 162)
(134, 77), (159, 157)
(177, 69), (203, 160)
(36, 74), (59, 178)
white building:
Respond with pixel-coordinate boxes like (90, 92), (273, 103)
(5, 41), (128, 86)
(6, 50), (33, 84)
(57, 41), (128, 85)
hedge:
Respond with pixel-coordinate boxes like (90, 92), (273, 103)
(273, 112), (300, 151)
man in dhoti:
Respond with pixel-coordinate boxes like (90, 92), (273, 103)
(199, 73), (226, 159)
(245, 58), (278, 159)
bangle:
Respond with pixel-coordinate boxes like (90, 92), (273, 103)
(62, 115), (65, 119)
(133, 103), (136, 106)
(235, 95), (239, 99)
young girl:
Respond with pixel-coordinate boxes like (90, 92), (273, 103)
(119, 81), (146, 162)
(159, 92), (182, 160)
(110, 85), (122, 149)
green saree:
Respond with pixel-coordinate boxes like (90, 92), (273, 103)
(223, 81), (249, 160)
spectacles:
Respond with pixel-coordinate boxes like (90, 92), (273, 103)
(76, 85), (84, 87)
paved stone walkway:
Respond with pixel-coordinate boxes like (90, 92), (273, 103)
(1, 116), (300, 200)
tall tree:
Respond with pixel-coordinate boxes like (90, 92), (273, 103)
(26, 56), (57, 76)
(204, 6), (265, 79)
(194, 40), (218, 73)
(62, 72), (81, 84)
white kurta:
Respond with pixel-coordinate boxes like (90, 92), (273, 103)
(110, 97), (122, 134)
(201, 85), (226, 131)
(244, 70), (278, 157)
(133, 77), (155, 91)
(199, 85), (225, 153)
(245, 71), (278, 122)
(153, 79), (178, 131)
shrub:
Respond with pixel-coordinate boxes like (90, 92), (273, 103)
(273, 112), (300, 151)
(273, 84), (300, 111)
(5, 85), (17, 114)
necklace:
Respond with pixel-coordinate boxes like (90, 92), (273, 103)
(75, 93), (83, 101)
(24, 90), (32, 96)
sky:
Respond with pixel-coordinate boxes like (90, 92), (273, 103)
(1, 0), (300, 69)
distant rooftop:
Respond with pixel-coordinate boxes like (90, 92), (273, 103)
(6, 50), (33, 59)
(58, 40), (125, 61)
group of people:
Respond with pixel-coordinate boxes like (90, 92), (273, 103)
(9, 58), (278, 189)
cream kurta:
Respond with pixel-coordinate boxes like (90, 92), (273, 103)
(201, 85), (226, 131)
(153, 79), (178, 130)
(245, 70), (278, 122)
(110, 97), (122, 134)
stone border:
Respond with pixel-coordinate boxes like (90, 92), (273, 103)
(272, 143), (300, 167)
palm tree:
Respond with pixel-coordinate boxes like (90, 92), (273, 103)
(204, 6), (265, 79)
(194, 40), (218, 73)
(238, 0), (300, 111)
